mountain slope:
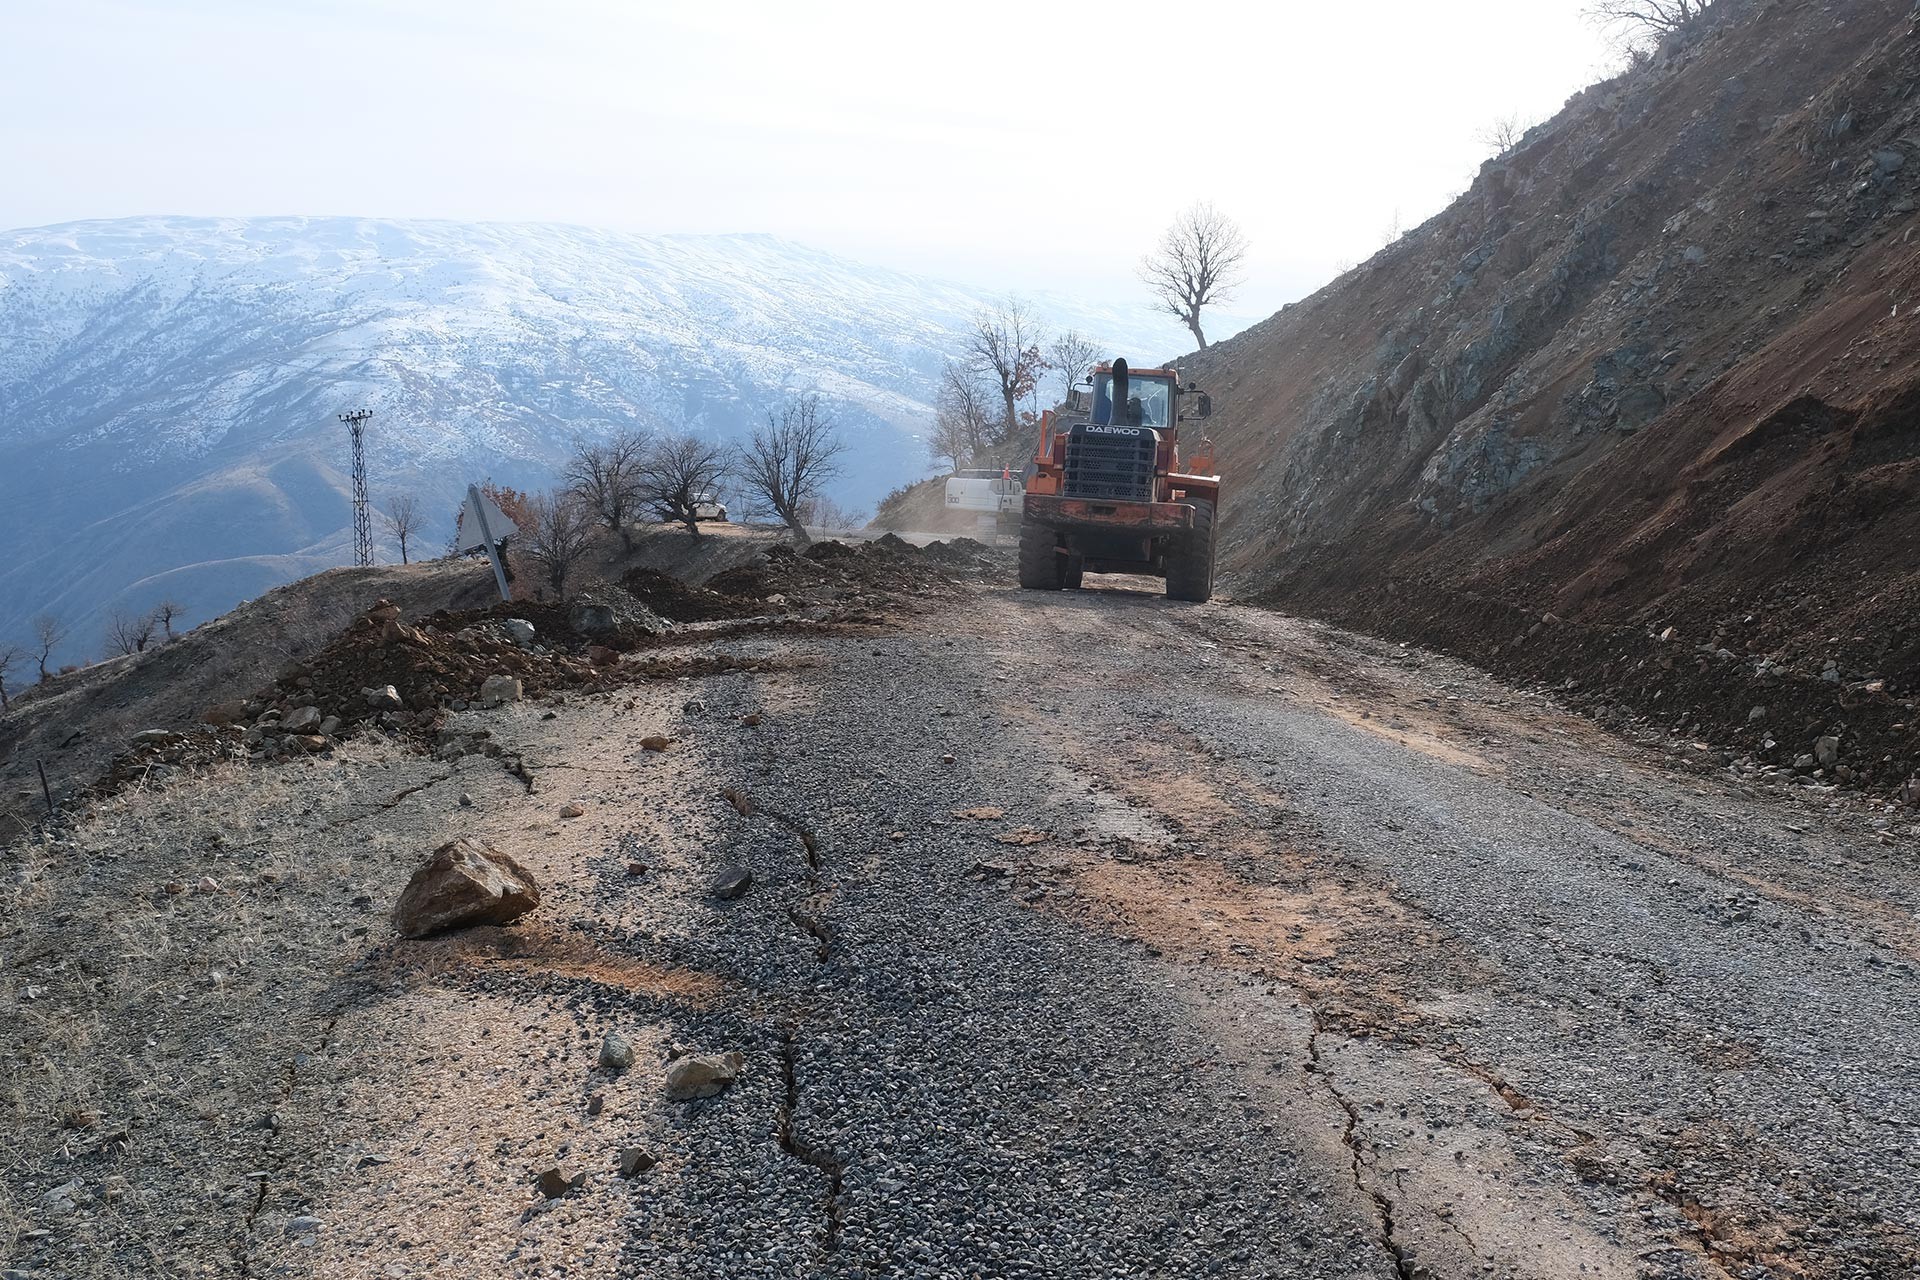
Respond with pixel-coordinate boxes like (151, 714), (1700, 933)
(1191, 0), (1920, 784)
(0, 217), (1189, 656)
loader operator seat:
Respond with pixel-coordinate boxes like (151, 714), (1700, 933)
(1124, 395), (1145, 426)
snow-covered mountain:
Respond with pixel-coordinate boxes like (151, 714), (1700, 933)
(0, 216), (1194, 659)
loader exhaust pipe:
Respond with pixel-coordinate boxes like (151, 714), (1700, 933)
(1110, 358), (1129, 426)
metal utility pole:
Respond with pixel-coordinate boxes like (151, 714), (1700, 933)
(338, 409), (374, 568)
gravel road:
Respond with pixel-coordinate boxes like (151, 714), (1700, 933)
(555, 575), (1920, 1279)
(14, 568), (1916, 1280)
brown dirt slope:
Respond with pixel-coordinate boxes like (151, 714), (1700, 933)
(1190, 0), (1920, 792)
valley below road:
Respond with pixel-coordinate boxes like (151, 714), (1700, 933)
(8, 571), (1920, 1280)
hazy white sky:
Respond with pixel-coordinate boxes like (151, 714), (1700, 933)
(1, 0), (1619, 316)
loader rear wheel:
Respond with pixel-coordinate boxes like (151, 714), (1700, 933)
(1018, 519), (1063, 590)
(1165, 500), (1215, 603)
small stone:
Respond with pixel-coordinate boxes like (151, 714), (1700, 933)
(534, 1167), (581, 1199)
(619, 1147), (658, 1178)
(201, 700), (249, 726)
(458, 792), (474, 807)
(558, 803), (584, 819)
(364, 685), (404, 711)
(941, 753), (956, 765)
(711, 866), (753, 900)
(740, 714), (762, 728)
(586, 1093), (605, 1117)
(283, 1215), (323, 1238)
(1814, 735), (1840, 769)
(599, 1030), (635, 1071)
(640, 735), (674, 752)
(282, 706), (322, 733)
(625, 861), (648, 876)
(480, 675), (523, 707)
(318, 716), (341, 737)
(664, 1052), (744, 1101)
(1747, 706), (1767, 722)
(133, 728), (177, 746)
(504, 619), (537, 648)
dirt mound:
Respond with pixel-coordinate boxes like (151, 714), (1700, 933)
(618, 567), (762, 622)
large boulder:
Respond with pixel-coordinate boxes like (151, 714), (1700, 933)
(392, 838), (540, 938)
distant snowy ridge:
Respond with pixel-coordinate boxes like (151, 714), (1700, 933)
(0, 216), (1196, 658)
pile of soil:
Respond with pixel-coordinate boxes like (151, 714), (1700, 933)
(619, 568), (763, 623)
(701, 536), (1003, 610)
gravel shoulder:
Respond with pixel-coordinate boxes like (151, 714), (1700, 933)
(5, 570), (1917, 1279)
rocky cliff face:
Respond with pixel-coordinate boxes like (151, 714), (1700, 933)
(1199, 0), (1920, 692)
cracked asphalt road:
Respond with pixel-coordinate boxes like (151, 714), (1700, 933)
(33, 569), (1915, 1280)
(568, 574), (1920, 1279)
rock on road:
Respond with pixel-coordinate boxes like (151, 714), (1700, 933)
(270, 573), (1920, 1279)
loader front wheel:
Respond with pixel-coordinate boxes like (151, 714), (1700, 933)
(1165, 500), (1215, 603)
(1018, 519), (1063, 590)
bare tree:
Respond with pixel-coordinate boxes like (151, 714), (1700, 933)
(635, 432), (732, 536)
(1047, 331), (1102, 404)
(1477, 113), (1531, 156)
(1585, 0), (1717, 51)
(797, 494), (866, 533)
(105, 608), (157, 657)
(565, 428), (649, 549)
(152, 600), (186, 640)
(519, 490), (597, 597)
(930, 362), (1001, 472)
(31, 614), (66, 681)
(1141, 202), (1249, 350)
(737, 394), (849, 542)
(0, 644), (22, 710)
(380, 494), (424, 564)
(965, 299), (1046, 441)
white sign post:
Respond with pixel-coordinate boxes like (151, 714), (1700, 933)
(457, 484), (519, 603)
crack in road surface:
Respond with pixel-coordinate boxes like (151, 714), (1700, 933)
(775, 1028), (846, 1254)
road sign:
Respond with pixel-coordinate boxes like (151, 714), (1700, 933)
(456, 489), (519, 553)
(458, 485), (518, 602)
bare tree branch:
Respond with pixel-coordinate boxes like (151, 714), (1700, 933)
(635, 433), (731, 536)
(151, 600), (186, 640)
(1046, 331), (1102, 404)
(737, 394), (849, 542)
(564, 428), (650, 549)
(1584, 0), (1717, 53)
(519, 490), (597, 597)
(31, 614), (66, 681)
(381, 494), (423, 565)
(105, 607), (157, 657)
(964, 300), (1046, 440)
(1140, 202), (1249, 350)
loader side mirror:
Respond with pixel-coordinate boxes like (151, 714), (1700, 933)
(1181, 392), (1212, 421)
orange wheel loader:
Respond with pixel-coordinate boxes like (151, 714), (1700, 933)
(1017, 358), (1219, 601)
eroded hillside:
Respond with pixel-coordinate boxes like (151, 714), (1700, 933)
(1196, 0), (1920, 783)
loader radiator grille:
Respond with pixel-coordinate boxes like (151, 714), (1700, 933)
(1063, 427), (1157, 501)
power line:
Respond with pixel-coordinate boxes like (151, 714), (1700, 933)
(339, 409), (374, 568)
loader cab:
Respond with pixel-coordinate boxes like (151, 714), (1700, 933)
(1092, 369), (1176, 429)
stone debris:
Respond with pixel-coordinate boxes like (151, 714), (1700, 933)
(619, 1147), (658, 1178)
(711, 866), (754, 900)
(480, 675), (524, 707)
(391, 838), (541, 938)
(664, 1052), (744, 1102)
(599, 1030), (635, 1072)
